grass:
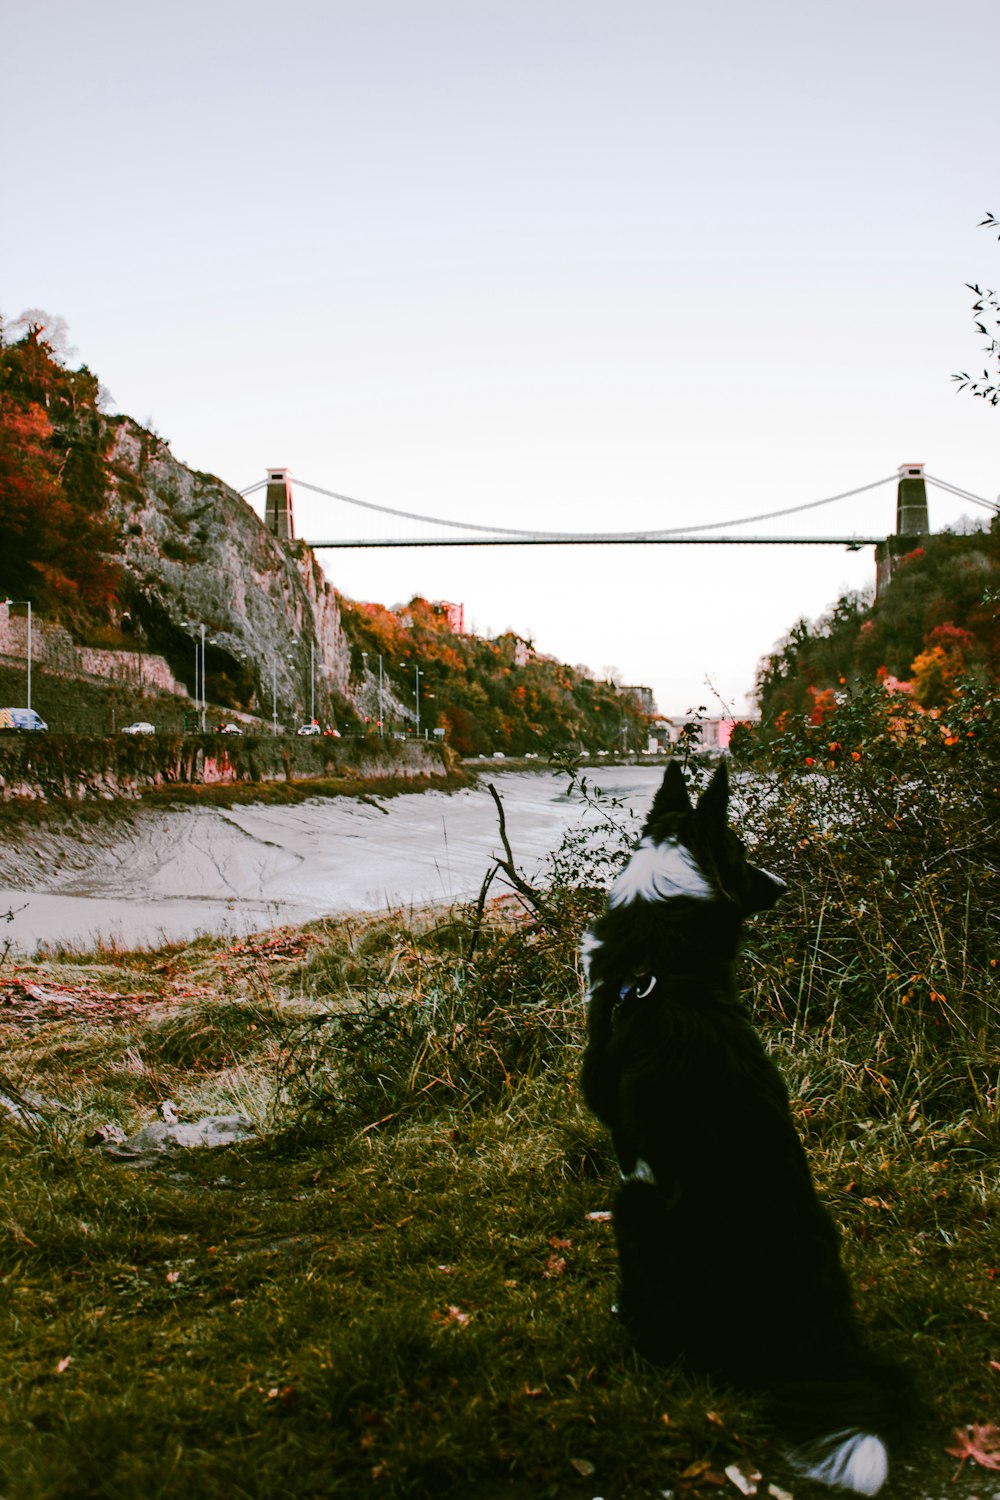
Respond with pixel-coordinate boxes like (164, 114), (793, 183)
(0, 757), (998, 1499)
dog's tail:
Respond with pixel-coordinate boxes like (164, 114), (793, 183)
(784, 1427), (887, 1495)
(764, 1362), (915, 1496)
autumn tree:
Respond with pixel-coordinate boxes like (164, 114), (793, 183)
(0, 315), (121, 620)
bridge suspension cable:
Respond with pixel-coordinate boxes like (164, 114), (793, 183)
(240, 472), (903, 541)
(924, 474), (999, 512)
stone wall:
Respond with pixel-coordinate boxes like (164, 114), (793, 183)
(0, 607), (186, 697)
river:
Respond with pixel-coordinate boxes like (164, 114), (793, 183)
(1, 766), (669, 955)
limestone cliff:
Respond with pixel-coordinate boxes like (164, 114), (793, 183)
(106, 419), (352, 724)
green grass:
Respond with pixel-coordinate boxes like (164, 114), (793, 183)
(1, 757), (998, 1497)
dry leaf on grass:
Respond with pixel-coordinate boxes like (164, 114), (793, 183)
(946, 1422), (1000, 1477)
(430, 1304), (471, 1327)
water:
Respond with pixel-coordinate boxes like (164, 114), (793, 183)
(0, 766), (668, 954)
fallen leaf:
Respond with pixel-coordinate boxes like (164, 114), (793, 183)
(549, 1235), (572, 1250)
(946, 1422), (1000, 1477)
(165, 1270), (181, 1284)
(542, 1254), (567, 1278)
(56, 1356), (73, 1374)
(585, 1210), (612, 1222)
(430, 1304), (471, 1327)
(569, 1457), (595, 1477)
(681, 1457), (713, 1479)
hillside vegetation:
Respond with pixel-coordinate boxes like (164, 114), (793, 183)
(339, 595), (648, 756)
(754, 523), (999, 730)
(0, 317), (120, 623)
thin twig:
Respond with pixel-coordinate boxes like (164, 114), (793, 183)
(486, 782), (555, 921)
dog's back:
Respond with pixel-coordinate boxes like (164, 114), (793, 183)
(581, 760), (910, 1496)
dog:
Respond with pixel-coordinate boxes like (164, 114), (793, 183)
(580, 759), (908, 1496)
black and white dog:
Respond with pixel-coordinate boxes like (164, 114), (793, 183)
(581, 760), (908, 1496)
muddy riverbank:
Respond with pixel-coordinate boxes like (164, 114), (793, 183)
(0, 766), (665, 955)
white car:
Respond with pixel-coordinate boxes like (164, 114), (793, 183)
(218, 723), (243, 735)
(297, 722), (321, 736)
(122, 721), (156, 735)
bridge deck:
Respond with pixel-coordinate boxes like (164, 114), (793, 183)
(304, 534), (884, 549)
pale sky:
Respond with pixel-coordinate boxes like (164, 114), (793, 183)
(4, 0), (998, 716)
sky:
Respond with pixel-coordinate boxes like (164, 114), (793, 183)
(4, 0), (998, 717)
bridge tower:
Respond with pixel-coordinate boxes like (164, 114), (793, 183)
(264, 468), (295, 541)
(875, 462), (929, 595)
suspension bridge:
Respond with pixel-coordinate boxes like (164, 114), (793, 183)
(239, 464), (996, 588)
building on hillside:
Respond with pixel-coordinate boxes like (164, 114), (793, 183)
(623, 684), (656, 714)
(434, 601), (465, 633)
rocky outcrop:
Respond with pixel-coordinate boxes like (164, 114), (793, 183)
(106, 420), (353, 723)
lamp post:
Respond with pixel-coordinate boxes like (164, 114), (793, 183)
(310, 641), (316, 725)
(269, 643), (298, 735)
(5, 600), (33, 711)
(398, 662), (424, 736)
(200, 625), (207, 732)
(181, 622), (208, 732)
(361, 652), (386, 735)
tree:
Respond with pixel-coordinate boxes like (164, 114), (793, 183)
(0, 317), (121, 619)
(953, 213), (1000, 406)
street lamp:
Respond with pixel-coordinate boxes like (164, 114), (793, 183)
(270, 649), (297, 735)
(361, 652), (386, 736)
(181, 622), (208, 732)
(5, 599), (33, 711)
(200, 625), (207, 732)
(399, 662), (423, 734)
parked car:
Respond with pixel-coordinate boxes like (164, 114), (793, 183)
(0, 707), (48, 732)
(218, 723), (243, 735)
(296, 722), (321, 736)
(122, 721), (156, 735)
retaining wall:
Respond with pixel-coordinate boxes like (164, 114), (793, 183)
(0, 732), (453, 803)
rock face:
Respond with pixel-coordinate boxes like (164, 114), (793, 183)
(107, 419), (353, 724)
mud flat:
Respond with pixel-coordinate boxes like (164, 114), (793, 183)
(0, 767), (667, 954)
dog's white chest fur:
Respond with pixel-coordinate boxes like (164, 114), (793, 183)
(608, 836), (712, 907)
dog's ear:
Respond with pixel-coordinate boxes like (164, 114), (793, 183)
(696, 760), (729, 824)
(648, 759), (692, 822)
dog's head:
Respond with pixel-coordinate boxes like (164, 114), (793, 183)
(607, 759), (785, 917)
